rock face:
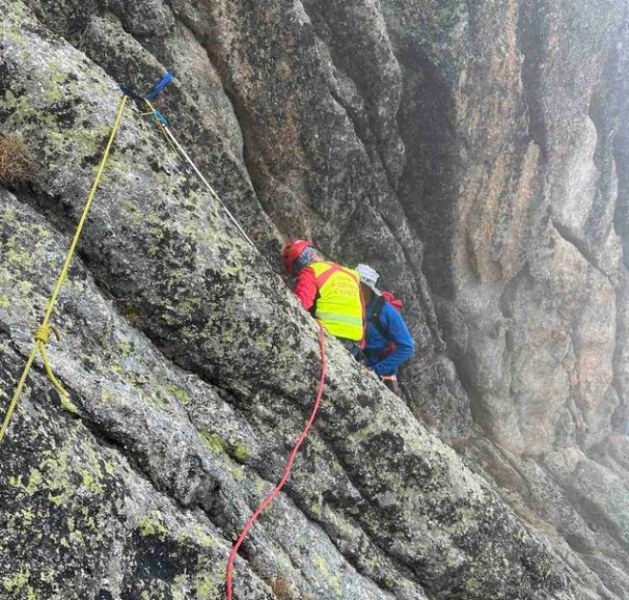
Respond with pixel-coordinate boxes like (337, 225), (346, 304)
(0, 0), (628, 599)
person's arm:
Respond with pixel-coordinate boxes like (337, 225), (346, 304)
(371, 304), (415, 377)
(293, 267), (318, 310)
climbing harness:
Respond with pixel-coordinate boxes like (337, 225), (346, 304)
(0, 95), (129, 444)
(225, 321), (327, 599)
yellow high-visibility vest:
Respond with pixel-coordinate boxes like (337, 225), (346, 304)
(309, 261), (363, 341)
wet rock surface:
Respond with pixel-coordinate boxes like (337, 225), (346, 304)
(1, 0), (628, 598)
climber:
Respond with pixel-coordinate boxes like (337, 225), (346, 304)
(355, 264), (415, 395)
(283, 240), (363, 358)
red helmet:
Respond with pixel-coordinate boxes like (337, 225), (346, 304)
(282, 239), (312, 272)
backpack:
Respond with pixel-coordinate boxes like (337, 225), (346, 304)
(367, 291), (403, 356)
(381, 291), (403, 311)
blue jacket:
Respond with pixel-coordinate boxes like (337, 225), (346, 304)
(364, 297), (415, 376)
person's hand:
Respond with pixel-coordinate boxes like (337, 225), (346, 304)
(380, 375), (400, 395)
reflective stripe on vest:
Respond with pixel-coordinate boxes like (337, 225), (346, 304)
(309, 262), (363, 341)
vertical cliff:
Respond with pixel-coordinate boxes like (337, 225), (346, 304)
(1, 0), (628, 598)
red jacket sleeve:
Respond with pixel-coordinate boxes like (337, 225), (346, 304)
(293, 267), (317, 310)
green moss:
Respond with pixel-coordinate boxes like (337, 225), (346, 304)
(229, 442), (251, 462)
(100, 388), (118, 403)
(118, 340), (134, 357)
(229, 464), (245, 482)
(45, 59), (65, 104)
(31, 223), (52, 239)
(9, 434), (110, 513)
(39, 569), (56, 586)
(19, 507), (35, 527)
(3, 567), (36, 599)
(6, 248), (35, 268)
(17, 280), (33, 297)
(195, 571), (222, 600)
(200, 430), (250, 462)
(123, 306), (143, 327)
(201, 431), (224, 454)
(82, 470), (104, 494)
(310, 500), (322, 518)
(179, 297), (201, 317)
(179, 524), (216, 549)
(313, 555), (341, 597)
(146, 223), (167, 258)
(46, 126), (108, 162)
(137, 512), (167, 540)
(68, 528), (86, 548)
(120, 199), (140, 216)
(172, 575), (188, 600)
(151, 390), (170, 408)
(164, 383), (190, 406)
(110, 363), (123, 375)
(194, 558), (227, 600)
(9, 467), (43, 495)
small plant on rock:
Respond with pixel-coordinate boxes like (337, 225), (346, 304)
(267, 575), (298, 600)
(0, 133), (36, 188)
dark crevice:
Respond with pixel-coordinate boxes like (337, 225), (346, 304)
(390, 236), (445, 352)
(325, 77), (445, 351)
(516, 0), (549, 161)
(305, 3), (456, 352)
(393, 51), (460, 301)
(300, 0), (403, 190)
(550, 218), (613, 285)
(327, 84), (372, 157)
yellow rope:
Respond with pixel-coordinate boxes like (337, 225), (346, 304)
(0, 95), (129, 444)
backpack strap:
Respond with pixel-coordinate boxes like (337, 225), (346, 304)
(314, 263), (342, 288)
(314, 263), (360, 288)
(368, 296), (388, 339)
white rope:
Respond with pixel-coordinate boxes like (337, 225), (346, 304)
(161, 125), (257, 249)
(144, 101), (258, 251)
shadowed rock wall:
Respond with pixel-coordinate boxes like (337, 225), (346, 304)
(1, 0), (628, 598)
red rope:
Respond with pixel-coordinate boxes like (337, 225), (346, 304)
(225, 322), (327, 599)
